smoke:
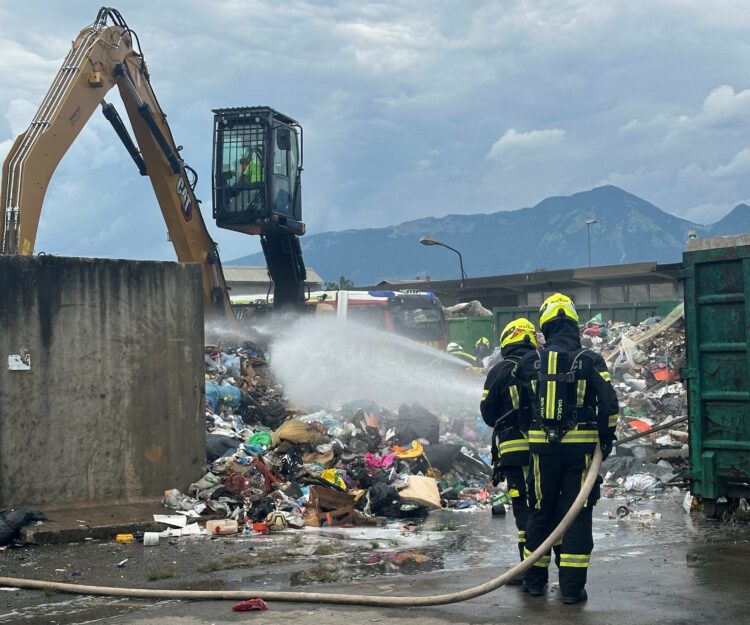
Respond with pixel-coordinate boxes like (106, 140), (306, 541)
(266, 315), (484, 415)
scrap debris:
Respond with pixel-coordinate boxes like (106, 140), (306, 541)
(162, 339), (496, 534)
(582, 306), (689, 496)
(160, 308), (702, 538)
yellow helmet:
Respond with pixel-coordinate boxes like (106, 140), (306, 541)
(539, 293), (579, 327)
(499, 318), (537, 349)
(476, 336), (490, 348)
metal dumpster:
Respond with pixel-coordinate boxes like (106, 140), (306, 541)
(446, 317), (495, 350)
(683, 235), (750, 515)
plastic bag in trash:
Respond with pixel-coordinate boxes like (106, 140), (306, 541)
(623, 473), (660, 492)
(0, 508), (47, 545)
(220, 354), (242, 379)
(205, 382), (242, 411)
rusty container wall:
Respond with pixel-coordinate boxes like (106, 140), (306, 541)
(683, 235), (750, 505)
(0, 255), (205, 508)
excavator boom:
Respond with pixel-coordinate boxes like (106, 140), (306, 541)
(1, 7), (232, 319)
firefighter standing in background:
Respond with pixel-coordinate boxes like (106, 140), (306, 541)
(474, 336), (492, 362)
(514, 293), (618, 604)
(446, 342), (477, 365)
(480, 319), (537, 577)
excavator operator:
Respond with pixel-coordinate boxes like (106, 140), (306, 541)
(240, 148), (264, 185)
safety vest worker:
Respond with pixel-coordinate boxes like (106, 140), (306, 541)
(513, 293), (618, 604)
(446, 342), (477, 365)
(240, 151), (264, 184)
(480, 318), (536, 571)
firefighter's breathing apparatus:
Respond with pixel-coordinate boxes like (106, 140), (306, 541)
(0, 419), (676, 606)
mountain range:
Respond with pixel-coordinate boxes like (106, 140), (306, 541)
(228, 185), (750, 284)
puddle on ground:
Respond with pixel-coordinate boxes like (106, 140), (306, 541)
(192, 491), (750, 591)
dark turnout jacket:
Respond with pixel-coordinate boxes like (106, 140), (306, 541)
(513, 320), (619, 455)
(480, 344), (533, 467)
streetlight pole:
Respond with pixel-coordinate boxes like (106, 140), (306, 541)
(419, 236), (468, 287)
(586, 219), (597, 267)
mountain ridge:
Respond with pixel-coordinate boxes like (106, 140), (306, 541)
(228, 185), (750, 284)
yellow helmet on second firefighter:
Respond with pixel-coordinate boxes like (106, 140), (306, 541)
(499, 317), (537, 352)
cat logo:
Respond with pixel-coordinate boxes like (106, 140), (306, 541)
(176, 176), (193, 221)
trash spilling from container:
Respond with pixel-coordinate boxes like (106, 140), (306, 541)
(161, 324), (497, 541)
(154, 306), (745, 550)
(579, 306), (691, 499)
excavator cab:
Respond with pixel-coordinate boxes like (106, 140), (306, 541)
(212, 107), (308, 309)
(212, 107), (304, 236)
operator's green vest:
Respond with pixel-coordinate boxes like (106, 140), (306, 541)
(243, 158), (263, 183)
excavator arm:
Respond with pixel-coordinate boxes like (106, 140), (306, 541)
(0, 7), (232, 319)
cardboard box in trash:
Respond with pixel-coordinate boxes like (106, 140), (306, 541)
(398, 476), (441, 510)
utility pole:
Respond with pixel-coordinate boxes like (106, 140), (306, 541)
(586, 219), (597, 267)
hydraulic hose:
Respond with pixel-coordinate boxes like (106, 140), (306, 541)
(0, 446), (602, 606)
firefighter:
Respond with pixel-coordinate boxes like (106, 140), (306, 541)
(514, 293), (618, 604)
(474, 336), (492, 361)
(480, 318), (537, 576)
(446, 342), (477, 365)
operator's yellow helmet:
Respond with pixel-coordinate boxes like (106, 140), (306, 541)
(499, 318), (537, 349)
(539, 293), (579, 327)
(476, 336), (490, 348)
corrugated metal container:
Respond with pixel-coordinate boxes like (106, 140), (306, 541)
(683, 235), (750, 513)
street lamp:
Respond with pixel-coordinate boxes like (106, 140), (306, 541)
(586, 219), (597, 267)
(419, 236), (468, 287)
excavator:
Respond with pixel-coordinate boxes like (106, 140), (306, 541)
(0, 7), (307, 319)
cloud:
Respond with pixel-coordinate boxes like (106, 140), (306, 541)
(3, 1), (750, 263)
(0, 99), (38, 160)
(622, 85), (750, 139)
(487, 128), (566, 161)
(0, 139), (11, 160)
(709, 148), (750, 178)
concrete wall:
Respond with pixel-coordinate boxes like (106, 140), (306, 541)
(0, 256), (205, 508)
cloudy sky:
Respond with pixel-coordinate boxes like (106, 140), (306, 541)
(2, 1), (750, 262)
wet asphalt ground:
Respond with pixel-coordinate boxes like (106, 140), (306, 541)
(1, 490), (749, 624)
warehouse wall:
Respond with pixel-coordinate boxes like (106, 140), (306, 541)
(0, 256), (205, 508)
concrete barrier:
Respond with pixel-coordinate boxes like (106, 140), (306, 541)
(0, 255), (205, 508)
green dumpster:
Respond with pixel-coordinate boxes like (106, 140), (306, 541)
(683, 235), (750, 516)
(446, 317), (495, 351)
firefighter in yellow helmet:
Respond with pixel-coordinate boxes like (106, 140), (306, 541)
(480, 318), (536, 576)
(474, 336), (492, 361)
(513, 293), (618, 604)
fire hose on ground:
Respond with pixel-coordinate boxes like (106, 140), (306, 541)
(0, 419), (675, 606)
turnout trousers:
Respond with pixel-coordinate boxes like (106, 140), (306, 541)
(503, 466), (529, 560)
(523, 451), (598, 596)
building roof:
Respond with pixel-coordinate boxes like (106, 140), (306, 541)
(361, 261), (683, 305)
(223, 266), (324, 284)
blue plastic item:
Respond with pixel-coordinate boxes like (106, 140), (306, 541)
(205, 382), (243, 411)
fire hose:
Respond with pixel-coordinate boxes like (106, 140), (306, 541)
(0, 446), (602, 606)
(0, 415), (679, 606)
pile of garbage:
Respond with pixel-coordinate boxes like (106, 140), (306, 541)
(163, 340), (496, 535)
(582, 306), (689, 495)
(442, 300), (492, 318)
